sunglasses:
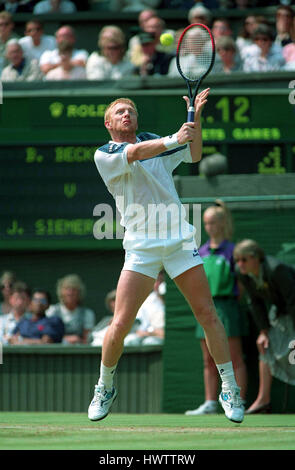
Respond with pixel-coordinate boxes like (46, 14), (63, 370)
(26, 27), (42, 33)
(255, 36), (271, 42)
(103, 45), (122, 50)
(32, 298), (48, 305)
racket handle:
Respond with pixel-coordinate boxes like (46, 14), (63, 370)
(187, 106), (195, 122)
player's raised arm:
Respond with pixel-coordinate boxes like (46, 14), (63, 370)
(182, 88), (210, 162)
(126, 127), (195, 164)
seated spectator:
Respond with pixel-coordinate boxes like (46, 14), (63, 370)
(213, 36), (243, 73)
(0, 11), (19, 73)
(283, 40), (295, 70)
(230, 0), (254, 8)
(236, 15), (266, 59)
(168, 26), (210, 77)
(46, 274), (95, 344)
(187, 4), (212, 27)
(19, 20), (56, 62)
(33, 0), (77, 13)
(86, 25), (134, 80)
(274, 5), (294, 48)
(0, 0), (36, 13)
(0, 281), (31, 344)
(10, 288), (65, 344)
(1, 39), (43, 81)
(108, 0), (161, 12)
(91, 273), (165, 348)
(0, 271), (16, 316)
(132, 31), (174, 76)
(39, 25), (88, 76)
(124, 271), (165, 347)
(161, 0), (219, 9)
(128, 13), (176, 59)
(212, 17), (234, 42)
(45, 40), (87, 79)
(243, 24), (285, 72)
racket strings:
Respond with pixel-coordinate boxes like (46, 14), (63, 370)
(178, 28), (213, 81)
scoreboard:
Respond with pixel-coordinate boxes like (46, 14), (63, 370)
(0, 86), (294, 249)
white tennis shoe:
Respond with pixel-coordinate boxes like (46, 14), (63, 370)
(88, 384), (117, 421)
(185, 400), (218, 415)
(219, 386), (244, 423)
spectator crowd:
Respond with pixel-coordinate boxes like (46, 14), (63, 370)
(0, 270), (166, 346)
(0, 2), (294, 81)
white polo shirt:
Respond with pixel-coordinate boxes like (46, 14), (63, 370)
(94, 132), (195, 250)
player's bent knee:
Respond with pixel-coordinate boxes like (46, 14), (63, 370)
(109, 317), (133, 342)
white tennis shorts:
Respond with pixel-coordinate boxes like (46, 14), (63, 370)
(122, 235), (203, 279)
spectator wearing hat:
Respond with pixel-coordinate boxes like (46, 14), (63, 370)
(86, 25), (134, 80)
(128, 12), (176, 61)
(243, 24), (285, 72)
(1, 39), (43, 81)
(132, 30), (174, 76)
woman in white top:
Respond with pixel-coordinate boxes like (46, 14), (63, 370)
(86, 25), (134, 81)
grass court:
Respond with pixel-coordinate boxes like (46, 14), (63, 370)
(0, 412), (294, 450)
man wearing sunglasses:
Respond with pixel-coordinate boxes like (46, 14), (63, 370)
(10, 288), (64, 344)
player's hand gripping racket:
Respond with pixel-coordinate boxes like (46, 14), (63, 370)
(176, 23), (215, 122)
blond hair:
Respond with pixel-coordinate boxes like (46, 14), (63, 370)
(233, 239), (265, 261)
(0, 11), (13, 23)
(204, 199), (233, 240)
(104, 97), (138, 124)
(98, 25), (126, 58)
(56, 274), (86, 302)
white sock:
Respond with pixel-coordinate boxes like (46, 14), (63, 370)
(98, 362), (117, 391)
(216, 361), (237, 390)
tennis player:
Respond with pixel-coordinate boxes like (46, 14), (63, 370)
(88, 90), (244, 423)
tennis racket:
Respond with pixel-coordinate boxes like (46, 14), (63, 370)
(176, 23), (215, 122)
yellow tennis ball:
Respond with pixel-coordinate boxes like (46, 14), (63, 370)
(160, 33), (174, 47)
